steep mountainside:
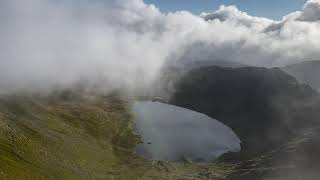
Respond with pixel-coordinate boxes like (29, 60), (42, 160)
(170, 66), (320, 153)
(169, 66), (320, 179)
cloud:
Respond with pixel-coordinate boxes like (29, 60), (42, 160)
(0, 0), (320, 94)
(298, 0), (320, 21)
(0, 0), (169, 94)
(179, 0), (320, 66)
(201, 5), (273, 30)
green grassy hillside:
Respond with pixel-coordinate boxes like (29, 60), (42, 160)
(0, 93), (235, 180)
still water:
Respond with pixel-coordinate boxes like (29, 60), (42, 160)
(133, 101), (241, 161)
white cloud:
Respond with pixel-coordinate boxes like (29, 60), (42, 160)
(0, 0), (320, 94)
(177, 0), (320, 66)
(298, 0), (320, 21)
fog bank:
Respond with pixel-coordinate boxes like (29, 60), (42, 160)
(1, 0), (320, 94)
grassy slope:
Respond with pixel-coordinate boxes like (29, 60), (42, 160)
(0, 94), (234, 180)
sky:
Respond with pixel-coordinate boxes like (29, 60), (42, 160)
(144, 0), (306, 20)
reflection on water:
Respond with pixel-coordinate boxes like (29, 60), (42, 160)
(133, 101), (241, 161)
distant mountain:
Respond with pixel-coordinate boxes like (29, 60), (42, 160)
(163, 60), (246, 73)
(282, 60), (320, 91)
(181, 59), (245, 68)
(149, 60), (247, 101)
